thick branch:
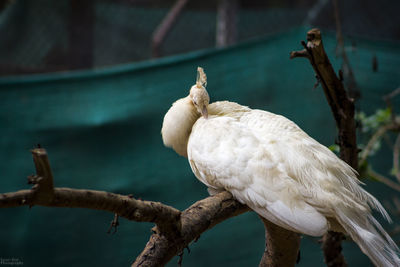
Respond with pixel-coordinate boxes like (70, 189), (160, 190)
(0, 148), (181, 236)
(132, 191), (249, 267)
(1, 148), (250, 265)
(298, 29), (358, 170)
(291, 28), (357, 267)
(0, 188), (181, 235)
(322, 231), (347, 267)
(259, 218), (300, 267)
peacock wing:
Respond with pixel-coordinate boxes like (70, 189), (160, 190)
(187, 114), (328, 236)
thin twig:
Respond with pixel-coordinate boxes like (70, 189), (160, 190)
(289, 49), (309, 59)
(107, 213), (120, 234)
(332, 0), (359, 100)
(393, 133), (400, 182)
(151, 0), (189, 57)
(383, 87), (400, 121)
(360, 124), (392, 165)
(359, 122), (400, 167)
(367, 168), (400, 193)
(332, 0), (344, 56)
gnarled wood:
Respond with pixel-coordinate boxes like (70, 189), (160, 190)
(259, 218), (300, 267)
(291, 28), (358, 267)
(132, 191), (249, 267)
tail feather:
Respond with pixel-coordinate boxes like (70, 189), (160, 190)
(363, 189), (392, 223)
(336, 209), (400, 267)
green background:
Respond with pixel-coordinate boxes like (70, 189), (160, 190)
(0, 28), (399, 266)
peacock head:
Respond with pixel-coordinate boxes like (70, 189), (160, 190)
(189, 67), (209, 119)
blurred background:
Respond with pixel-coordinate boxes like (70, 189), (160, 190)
(1, 0), (399, 75)
(0, 0), (399, 266)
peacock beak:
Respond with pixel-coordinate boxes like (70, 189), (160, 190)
(202, 105), (208, 119)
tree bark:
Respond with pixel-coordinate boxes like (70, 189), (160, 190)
(216, 0), (239, 47)
(291, 28), (358, 267)
(259, 218), (300, 267)
(0, 148), (251, 266)
(132, 191), (249, 267)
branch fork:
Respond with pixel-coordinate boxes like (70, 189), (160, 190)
(291, 28), (358, 267)
(28, 148), (55, 204)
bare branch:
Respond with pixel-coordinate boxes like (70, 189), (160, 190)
(359, 121), (400, 167)
(367, 168), (400, 193)
(0, 148), (251, 266)
(393, 133), (400, 182)
(332, 0), (359, 100)
(383, 87), (400, 120)
(132, 191), (249, 267)
(360, 124), (392, 166)
(0, 188), (181, 234)
(0, 148), (182, 236)
(291, 28), (357, 267)
(289, 48), (310, 59)
(151, 0), (189, 58)
(216, 0), (239, 47)
(384, 87), (400, 99)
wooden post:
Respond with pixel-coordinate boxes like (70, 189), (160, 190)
(151, 0), (189, 58)
(68, 0), (94, 70)
(216, 0), (239, 47)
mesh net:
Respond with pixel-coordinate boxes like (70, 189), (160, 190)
(1, 0), (398, 75)
(0, 27), (399, 266)
(0, 1), (400, 266)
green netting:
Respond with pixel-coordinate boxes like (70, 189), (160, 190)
(0, 27), (399, 266)
(0, 0), (313, 73)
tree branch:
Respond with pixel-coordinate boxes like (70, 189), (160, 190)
(367, 168), (400, 193)
(259, 218), (300, 267)
(383, 87), (400, 120)
(393, 133), (400, 183)
(332, 0), (359, 100)
(1, 147), (251, 266)
(151, 0), (189, 58)
(291, 28), (357, 267)
(132, 191), (249, 267)
(359, 123), (396, 166)
(0, 148), (182, 236)
(0, 188), (182, 234)
(28, 148), (55, 203)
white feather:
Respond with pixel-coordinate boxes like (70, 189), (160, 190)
(161, 69), (400, 266)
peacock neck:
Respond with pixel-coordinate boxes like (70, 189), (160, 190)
(161, 96), (200, 157)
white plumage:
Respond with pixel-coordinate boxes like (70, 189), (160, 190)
(161, 67), (400, 266)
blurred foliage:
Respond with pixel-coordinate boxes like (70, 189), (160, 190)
(356, 108), (392, 134)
